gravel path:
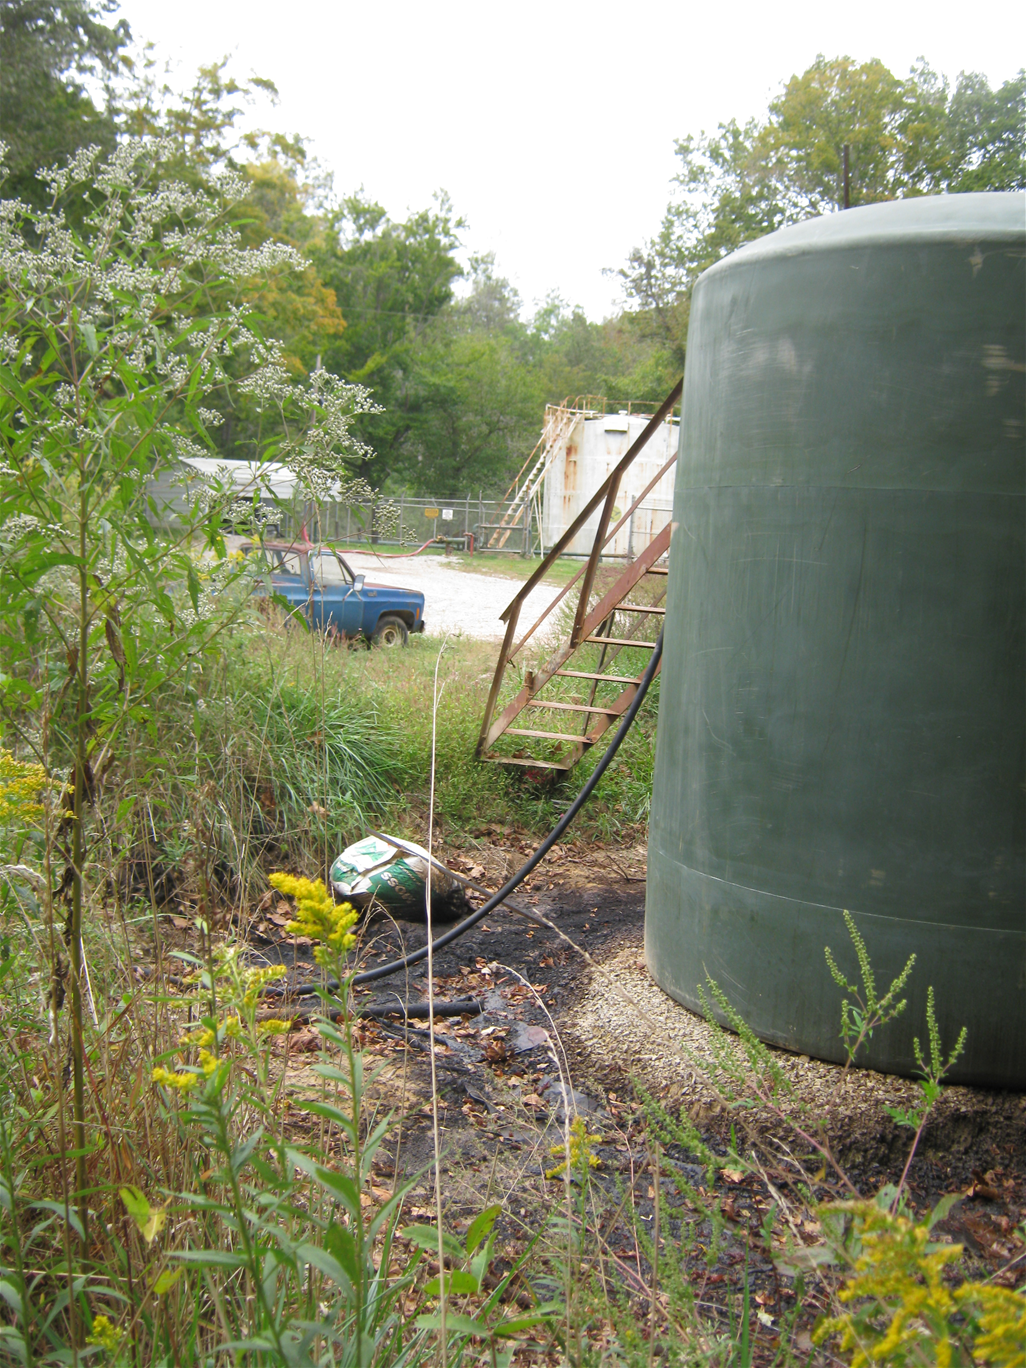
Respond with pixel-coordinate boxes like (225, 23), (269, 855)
(343, 551), (564, 642)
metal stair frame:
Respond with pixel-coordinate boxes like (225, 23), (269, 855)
(476, 377), (683, 769)
(488, 405), (582, 551)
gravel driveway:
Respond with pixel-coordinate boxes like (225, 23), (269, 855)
(343, 551), (564, 643)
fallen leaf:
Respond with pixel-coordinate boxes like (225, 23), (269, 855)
(721, 1169), (745, 1184)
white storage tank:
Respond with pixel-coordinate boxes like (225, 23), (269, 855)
(541, 409), (678, 557)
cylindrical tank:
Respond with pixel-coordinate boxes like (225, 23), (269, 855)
(646, 192), (1025, 1088)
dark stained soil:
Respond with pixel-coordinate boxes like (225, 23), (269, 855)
(228, 842), (1024, 1359)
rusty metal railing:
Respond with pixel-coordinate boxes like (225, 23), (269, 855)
(475, 376), (682, 768)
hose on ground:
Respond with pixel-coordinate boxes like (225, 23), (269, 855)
(273, 627), (664, 996)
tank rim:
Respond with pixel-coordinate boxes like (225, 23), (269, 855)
(697, 189), (1026, 286)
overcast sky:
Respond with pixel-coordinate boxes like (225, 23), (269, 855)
(117, 0), (1025, 321)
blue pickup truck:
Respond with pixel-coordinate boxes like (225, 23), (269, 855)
(248, 542), (426, 646)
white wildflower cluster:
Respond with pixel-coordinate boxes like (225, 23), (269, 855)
(373, 498), (403, 542)
(276, 367), (381, 501)
(169, 433), (209, 462)
(238, 340), (293, 407)
(0, 514), (41, 544)
(197, 408), (224, 427)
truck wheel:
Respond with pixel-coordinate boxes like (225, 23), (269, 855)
(372, 615), (409, 648)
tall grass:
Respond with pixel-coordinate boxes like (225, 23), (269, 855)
(103, 610), (658, 915)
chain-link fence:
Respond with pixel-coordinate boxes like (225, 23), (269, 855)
(278, 494), (541, 555)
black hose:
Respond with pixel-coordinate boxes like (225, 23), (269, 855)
(274, 628), (663, 994)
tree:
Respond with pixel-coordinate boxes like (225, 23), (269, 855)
(389, 261), (544, 494)
(0, 0), (129, 204)
(0, 142), (376, 1232)
(314, 192), (465, 488)
(117, 56), (349, 461)
(621, 57), (1026, 359)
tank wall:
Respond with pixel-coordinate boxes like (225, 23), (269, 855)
(646, 197), (1025, 1087)
(542, 413), (677, 555)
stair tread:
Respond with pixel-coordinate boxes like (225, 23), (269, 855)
(505, 728), (592, 742)
(482, 755), (569, 770)
(583, 636), (657, 648)
(526, 700), (628, 714)
(555, 670), (638, 683)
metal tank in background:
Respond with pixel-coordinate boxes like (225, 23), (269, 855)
(645, 192), (1025, 1088)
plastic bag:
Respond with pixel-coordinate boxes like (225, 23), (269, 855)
(329, 834), (470, 924)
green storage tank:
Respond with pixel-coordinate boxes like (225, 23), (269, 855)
(646, 192), (1025, 1088)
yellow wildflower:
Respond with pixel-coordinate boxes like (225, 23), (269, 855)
(257, 1018), (289, 1036)
(268, 873), (358, 967)
(197, 1048), (219, 1076)
(241, 964), (286, 1010)
(960, 1285), (1026, 1367)
(152, 1065), (199, 1091)
(546, 1115), (602, 1179)
(0, 749), (57, 827)
(86, 1314), (122, 1354)
(813, 1201), (1026, 1368)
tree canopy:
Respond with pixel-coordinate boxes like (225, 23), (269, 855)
(4, 16), (1022, 498)
(0, 0), (130, 203)
(621, 56), (1026, 359)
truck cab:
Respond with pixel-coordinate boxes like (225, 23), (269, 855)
(249, 542), (426, 646)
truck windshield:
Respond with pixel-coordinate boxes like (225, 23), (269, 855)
(310, 550), (354, 587)
(274, 550), (304, 578)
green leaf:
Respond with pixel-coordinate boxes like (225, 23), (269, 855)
(312, 1166), (361, 1215)
(415, 1312), (488, 1336)
(171, 1249), (249, 1268)
(120, 1185), (167, 1244)
(81, 324), (98, 356)
(423, 1270), (479, 1296)
(402, 1223), (464, 1262)
(493, 1312), (558, 1336)
(186, 562), (201, 614)
(928, 1192), (962, 1230)
(465, 1203), (501, 1255)
(151, 1268), (184, 1295)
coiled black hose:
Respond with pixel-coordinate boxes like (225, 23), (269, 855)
(279, 627), (664, 994)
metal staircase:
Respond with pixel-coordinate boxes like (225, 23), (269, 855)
(487, 397), (604, 552)
(477, 379), (682, 773)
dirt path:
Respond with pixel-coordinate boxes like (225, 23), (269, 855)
(343, 551), (564, 642)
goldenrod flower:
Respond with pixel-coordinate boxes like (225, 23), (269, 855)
(241, 965), (286, 1010)
(546, 1115), (602, 1179)
(0, 749), (56, 827)
(269, 873), (358, 967)
(151, 1066), (199, 1091)
(963, 1284), (1026, 1366)
(257, 1018), (289, 1036)
(86, 1314), (122, 1354)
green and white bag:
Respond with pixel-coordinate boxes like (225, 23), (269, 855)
(329, 834), (469, 923)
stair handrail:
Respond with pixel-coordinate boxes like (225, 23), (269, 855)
(476, 378), (682, 753)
